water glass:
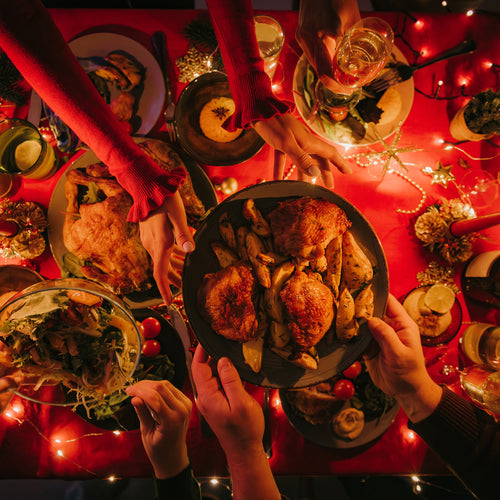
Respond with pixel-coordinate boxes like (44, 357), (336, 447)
(254, 15), (285, 79)
(0, 118), (58, 180)
(460, 323), (500, 370)
(460, 365), (500, 414)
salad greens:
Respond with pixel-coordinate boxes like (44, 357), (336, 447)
(0, 289), (139, 412)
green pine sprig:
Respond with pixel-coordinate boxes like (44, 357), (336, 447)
(0, 51), (27, 106)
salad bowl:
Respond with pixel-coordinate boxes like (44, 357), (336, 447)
(0, 278), (141, 410)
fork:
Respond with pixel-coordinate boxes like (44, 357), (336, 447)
(366, 39), (476, 94)
(151, 31), (176, 143)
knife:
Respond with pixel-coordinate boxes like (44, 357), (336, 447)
(165, 304), (214, 437)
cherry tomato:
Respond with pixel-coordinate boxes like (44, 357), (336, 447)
(142, 339), (161, 357)
(343, 361), (362, 379)
(328, 109), (348, 122)
(333, 379), (355, 400)
(140, 317), (161, 339)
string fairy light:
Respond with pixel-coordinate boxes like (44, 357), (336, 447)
(0, 403), (128, 478)
(440, 140), (500, 161)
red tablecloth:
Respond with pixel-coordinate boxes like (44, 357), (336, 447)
(0, 8), (499, 480)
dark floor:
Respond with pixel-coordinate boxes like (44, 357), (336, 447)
(0, 474), (476, 500)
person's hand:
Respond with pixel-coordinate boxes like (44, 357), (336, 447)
(252, 112), (352, 188)
(0, 375), (20, 414)
(191, 345), (264, 459)
(296, 0), (360, 93)
(364, 294), (442, 423)
(126, 380), (192, 479)
(139, 192), (195, 304)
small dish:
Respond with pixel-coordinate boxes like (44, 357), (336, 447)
(0, 265), (44, 298)
(402, 285), (462, 347)
(174, 71), (264, 166)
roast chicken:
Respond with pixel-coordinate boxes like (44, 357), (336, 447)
(63, 164), (152, 294)
(280, 270), (334, 350)
(139, 139), (206, 222)
(198, 261), (258, 342)
(267, 197), (351, 259)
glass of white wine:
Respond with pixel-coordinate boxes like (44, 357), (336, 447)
(314, 17), (394, 115)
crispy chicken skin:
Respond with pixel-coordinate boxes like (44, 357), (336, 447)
(198, 261), (259, 342)
(280, 270), (334, 350)
(268, 197), (351, 259)
(63, 166), (152, 294)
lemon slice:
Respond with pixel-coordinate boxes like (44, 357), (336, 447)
(423, 284), (455, 315)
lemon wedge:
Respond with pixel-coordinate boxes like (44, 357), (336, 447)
(423, 284), (455, 315)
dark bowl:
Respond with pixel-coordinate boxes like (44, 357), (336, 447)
(174, 71), (265, 166)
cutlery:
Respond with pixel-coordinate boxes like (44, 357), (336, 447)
(367, 39), (476, 94)
(166, 303), (214, 437)
(263, 388), (273, 459)
(151, 31), (176, 143)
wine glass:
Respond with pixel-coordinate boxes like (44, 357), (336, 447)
(313, 17), (394, 116)
(458, 169), (499, 210)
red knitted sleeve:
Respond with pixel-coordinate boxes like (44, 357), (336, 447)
(0, 0), (185, 222)
(206, 0), (290, 131)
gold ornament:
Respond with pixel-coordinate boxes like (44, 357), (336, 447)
(414, 199), (480, 264)
(347, 123), (423, 178)
(0, 200), (47, 259)
(416, 261), (460, 294)
(422, 161), (456, 187)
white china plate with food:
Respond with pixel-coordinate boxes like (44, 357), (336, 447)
(280, 386), (400, 449)
(28, 32), (165, 136)
(47, 140), (217, 308)
(183, 181), (389, 389)
(293, 46), (414, 146)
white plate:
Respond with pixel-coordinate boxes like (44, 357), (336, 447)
(280, 388), (400, 449)
(293, 46), (414, 146)
(28, 32), (165, 136)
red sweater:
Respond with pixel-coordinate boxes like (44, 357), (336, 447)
(0, 0), (289, 221)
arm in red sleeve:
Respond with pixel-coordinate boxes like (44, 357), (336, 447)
(0, 0), (185, 222)
(205, 0), (290, 131)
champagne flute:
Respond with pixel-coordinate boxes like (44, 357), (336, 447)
(333, 17), (394, 91)
(312, 17), (394, 117)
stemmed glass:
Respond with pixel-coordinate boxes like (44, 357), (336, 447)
(312, 17), (394, 117)
(457, 169), (499, 210)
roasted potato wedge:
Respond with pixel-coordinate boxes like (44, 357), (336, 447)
(236, 226), (250, 260)
(242, 198), (272, 237)
(219, 213), (237, 251)
(271, 345), (318, 370)
(269, 320), (292, 348)
(325, 236), (342, 301)
(354, 284), (374, 320)
(210, 242), (239, 268)
(342, 231), (373, 292)
(246, 231), (271, 288)
(242, 310), (268, 373)
(336, 286), (358, 341)
(264, 261), (295, 322)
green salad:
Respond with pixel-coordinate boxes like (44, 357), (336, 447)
(0, 289), (139, 413)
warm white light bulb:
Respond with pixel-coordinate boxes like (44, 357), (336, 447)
(210, 478), (219, 485)
(466, 10), (474, 16)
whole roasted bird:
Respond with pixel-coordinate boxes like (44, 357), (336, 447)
(63, 164), (152, 294)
